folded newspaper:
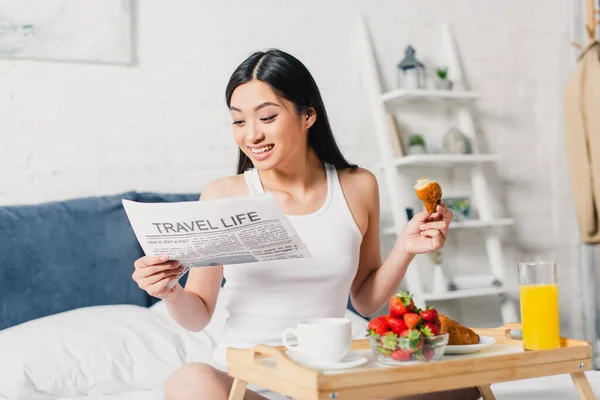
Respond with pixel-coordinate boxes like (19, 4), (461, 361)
(122, 194), (311, 287)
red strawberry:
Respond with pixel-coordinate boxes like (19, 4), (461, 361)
(421, 322), (440, 336)
(403, 312), (421, 329)
(399, 330), (414, 353)
(391, 349), (412, 361)
(420, 307), (438, 322)
(414, 338), (424, 351)
(377, 347), (392, 357)
(379, 332), (399, 351)
(387, 317), (408, 335)
(423, 348), (436, 361)
(367, 315), (390, 336)
(389, 291), (415, 317)
(399, 329), (424, 352)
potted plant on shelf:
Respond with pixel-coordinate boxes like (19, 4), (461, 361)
(434, 67), (453, 90)
(407, 134), (426, 155)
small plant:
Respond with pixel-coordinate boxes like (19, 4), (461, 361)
(408, 134), (425, 147)
(435, 67), (448, 80)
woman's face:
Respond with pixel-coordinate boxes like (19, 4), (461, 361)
(229, 80), (315, 171)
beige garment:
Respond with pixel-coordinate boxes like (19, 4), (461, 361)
(564, 41), (600, 244)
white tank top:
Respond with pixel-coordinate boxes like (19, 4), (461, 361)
(212, 163), (363, 365)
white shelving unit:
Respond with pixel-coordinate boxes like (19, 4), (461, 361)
(359, 17), (518, 323)
(375, 154), (501, 169)
(381, 89), (481, 110)
(382, 218), (515, 236)
(423, 287), (510, 302)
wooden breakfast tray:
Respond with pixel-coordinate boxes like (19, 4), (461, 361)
(226, 323), (597, 400)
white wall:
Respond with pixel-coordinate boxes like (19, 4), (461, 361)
(0, 0), (583, 336)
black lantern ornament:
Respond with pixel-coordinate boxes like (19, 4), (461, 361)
(397, 45), (426, 90)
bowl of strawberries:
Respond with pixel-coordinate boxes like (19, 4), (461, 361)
(367, 291), (448, 365)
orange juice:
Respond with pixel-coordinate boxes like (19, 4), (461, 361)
(519, 283), (560, 350)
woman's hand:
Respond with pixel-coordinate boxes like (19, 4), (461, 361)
(132, 254), (185, 299)
(396, 201), (453, 254)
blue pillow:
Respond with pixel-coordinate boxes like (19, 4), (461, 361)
(136, 192), (200, 204)
(0, 192), (146, 330)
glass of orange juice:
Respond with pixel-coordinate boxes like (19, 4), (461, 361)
(518, 261), (560, 350)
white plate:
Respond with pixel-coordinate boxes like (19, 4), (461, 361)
(443, 335), (497, 355)
(286, 349), (368, 370)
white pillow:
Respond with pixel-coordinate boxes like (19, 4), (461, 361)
(0, 304), (216, 399)
(0, 290), (368, 400)
(149, 290), (228, 343)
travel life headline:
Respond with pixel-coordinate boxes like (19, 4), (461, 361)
(150, 211), (261, 234)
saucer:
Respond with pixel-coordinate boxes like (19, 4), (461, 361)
(286, 349), (368, 370)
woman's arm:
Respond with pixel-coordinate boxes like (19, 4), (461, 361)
(163, 267), (223, 332)
(347, 171), (412, 317)
(346, 170), (452, 317)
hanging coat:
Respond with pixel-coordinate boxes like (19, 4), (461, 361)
(564, 41), (600, 244)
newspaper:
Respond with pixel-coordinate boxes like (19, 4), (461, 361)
(122, 194), (311, 288)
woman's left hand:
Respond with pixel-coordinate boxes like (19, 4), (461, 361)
(396, 201), (453, 254)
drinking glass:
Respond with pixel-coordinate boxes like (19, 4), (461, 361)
(518, 261), (560, 350)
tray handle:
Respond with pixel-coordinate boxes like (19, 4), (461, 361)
(227, 344), (314, 375)
(473, 323), (523, 344)
(250, 344), (287, 362)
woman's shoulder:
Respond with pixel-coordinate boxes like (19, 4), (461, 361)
(337, 166), (378, 193)
(200, 173), (248, 201)
(337, 166), (379, 207)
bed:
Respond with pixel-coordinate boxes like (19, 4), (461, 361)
(2, 297), (598, 400)
(2, 298), (598, 400)
(0, 193), (598, 399)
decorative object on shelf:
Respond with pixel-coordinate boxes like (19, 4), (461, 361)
(407, 134), (426, 155)
(444, 197), (472, 221)
(397, 45), (426, 89)
(428, 251), (453, 293)
(442, 127), (471, 154)
(434, 67), (453, 90)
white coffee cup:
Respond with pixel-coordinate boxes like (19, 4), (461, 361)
(282, 318), (351, 363)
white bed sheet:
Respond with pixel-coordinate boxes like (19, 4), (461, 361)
(57, 371), (600, 400)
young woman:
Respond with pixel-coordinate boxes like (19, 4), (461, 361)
(132, 49), (478, 400)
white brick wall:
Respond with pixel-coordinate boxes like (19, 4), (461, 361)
(0, 0), (584, 336)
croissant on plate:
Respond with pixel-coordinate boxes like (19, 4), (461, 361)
(438, 314), (480, 345)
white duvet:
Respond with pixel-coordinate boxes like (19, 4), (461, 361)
(0, 297), (598, 400)
(0, 294), (366, 400)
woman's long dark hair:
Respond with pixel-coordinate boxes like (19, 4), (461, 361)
(225, 49), (357, 175)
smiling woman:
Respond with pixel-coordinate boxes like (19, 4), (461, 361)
(130, 49), (465, 400)
(225, 49), (356, 175)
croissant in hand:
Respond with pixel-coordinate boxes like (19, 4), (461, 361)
(414, 177), (443, 213)
(438, 314), (480, 345)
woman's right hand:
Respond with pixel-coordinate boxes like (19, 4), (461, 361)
(132, 254), (185, 299)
